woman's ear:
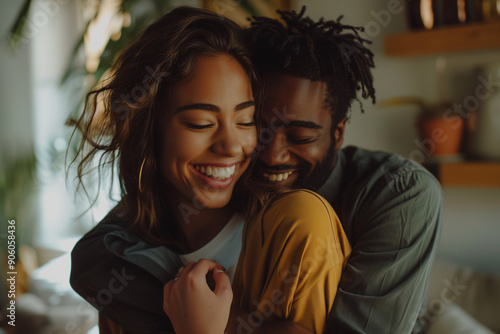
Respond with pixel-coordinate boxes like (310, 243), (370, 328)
(334, 117), (347, 150)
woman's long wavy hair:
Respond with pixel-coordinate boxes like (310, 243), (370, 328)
(68, 6), (259, 247)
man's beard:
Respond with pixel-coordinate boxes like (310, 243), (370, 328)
(292, 145), (336, 191)
(255, 143), (337, 191)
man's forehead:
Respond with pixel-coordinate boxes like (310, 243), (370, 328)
(263, 73), (327, 94)
(261, 73), (330, 123)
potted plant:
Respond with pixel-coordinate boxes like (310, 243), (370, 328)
(380, 97), (465, 161)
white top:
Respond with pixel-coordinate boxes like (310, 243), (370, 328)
(178, 212), (244, 282)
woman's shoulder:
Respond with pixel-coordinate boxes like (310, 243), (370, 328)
(269, 189), (333, 212)
(261, 189), (338, 235)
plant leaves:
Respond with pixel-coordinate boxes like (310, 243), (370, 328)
(6, 0), (33, 53)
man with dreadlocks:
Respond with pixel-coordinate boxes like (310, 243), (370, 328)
(240, 7), (442, 334)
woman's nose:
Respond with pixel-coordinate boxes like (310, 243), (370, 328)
(211, 125), (243, 157)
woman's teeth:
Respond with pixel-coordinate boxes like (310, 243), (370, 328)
(262, 171), (293, 182)
(194, 165), (236, 180)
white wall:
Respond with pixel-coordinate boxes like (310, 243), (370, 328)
(1, 0), (100, 252)
(0, 1), (37, 247)
(294, 0), (500, 273)
(0, 1), (34, 153)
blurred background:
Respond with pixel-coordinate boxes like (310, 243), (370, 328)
(0, 0), (499, 333)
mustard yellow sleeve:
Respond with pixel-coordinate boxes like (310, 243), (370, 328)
(234, 189), (351, 334)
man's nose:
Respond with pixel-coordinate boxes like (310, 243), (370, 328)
(258, 132), (290, 166)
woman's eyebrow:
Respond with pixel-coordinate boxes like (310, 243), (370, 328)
(235, 100), (255, 111)
(175, 103), (219, 113)
(175, 100), (255, 113)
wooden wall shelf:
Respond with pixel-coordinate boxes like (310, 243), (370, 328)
(384, 21), (500, 57)
(426, 162), (500, 187)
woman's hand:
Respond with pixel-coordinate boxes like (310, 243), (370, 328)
(163, 259), (233, 334)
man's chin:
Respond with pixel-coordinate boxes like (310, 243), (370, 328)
(292, 170), (331, 191)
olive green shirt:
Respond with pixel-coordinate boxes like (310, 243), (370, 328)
(70, 146), (442, 333)
(318, 146), (442, 333)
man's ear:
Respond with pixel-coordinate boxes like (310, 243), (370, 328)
(334, 117), (347, 150)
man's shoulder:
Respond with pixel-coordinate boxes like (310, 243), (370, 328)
(334, 147), (442, 244)
(341, 146), (438, 189)
(85, 202), (130, 235)
(337, 146), (442, 218)
(73, 202), (131, 253)
(342, 146), (424, 172)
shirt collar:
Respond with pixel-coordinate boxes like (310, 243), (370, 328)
(317, 148), (345, 204)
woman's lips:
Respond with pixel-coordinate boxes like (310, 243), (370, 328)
(191, 163), (238, 189)
(194, 164), (236, 179)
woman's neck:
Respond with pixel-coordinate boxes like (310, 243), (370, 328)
(169, 199), (237, 254)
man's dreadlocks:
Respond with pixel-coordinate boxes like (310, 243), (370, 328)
(245, 6), (376, 127)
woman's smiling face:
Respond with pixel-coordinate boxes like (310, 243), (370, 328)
(159, 54), (257, 209)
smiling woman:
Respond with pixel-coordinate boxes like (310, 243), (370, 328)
(68, 6), (350, 334)
(68, 7), (258, 333)
(160, 55), (256, 215)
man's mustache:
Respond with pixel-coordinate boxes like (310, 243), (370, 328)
(254, 161), (310, 172)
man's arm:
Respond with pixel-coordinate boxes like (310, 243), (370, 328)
(71, 206), (316, 334)
(328, 169), (442, 334)
(70, 209), (175, 333)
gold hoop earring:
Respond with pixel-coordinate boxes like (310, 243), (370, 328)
(138, 158), (146, 193)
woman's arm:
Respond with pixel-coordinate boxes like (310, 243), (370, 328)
(232, 189), (351, 333)
(226, 304), (314, 334)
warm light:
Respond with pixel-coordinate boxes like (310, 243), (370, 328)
(458, 0), (466, 23)
(83, 0), (128, 73)
(421, 0), (434, 29)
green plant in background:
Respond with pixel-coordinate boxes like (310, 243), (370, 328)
(8, 0), (171, 84)
(0, 148), (37, 319)
(0, 148), (37, 250)
(7, 0), (264, 87)
(6, 0), (179, 181)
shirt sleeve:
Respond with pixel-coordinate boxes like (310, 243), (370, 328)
(70, 207), (176, 334)
(255, 190), (351, 334)
(328, 169), (442, 334)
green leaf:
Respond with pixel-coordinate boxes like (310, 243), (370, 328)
(6, 0), (33, 53)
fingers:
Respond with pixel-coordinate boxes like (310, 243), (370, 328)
(176, 265), (185, 276)
(212, 266), (232, 297)
(164, 265), (187, 301)
(190, 259), (225, 277)
(165, 259), (226, 291)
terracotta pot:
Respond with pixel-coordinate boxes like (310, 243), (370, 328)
(417, 115), (465, 157)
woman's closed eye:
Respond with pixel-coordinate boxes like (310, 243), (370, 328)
(237, 121), (255, 127)
(185, 122), (214, 129)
